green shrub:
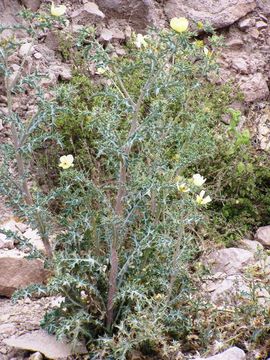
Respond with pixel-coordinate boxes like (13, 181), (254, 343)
(39, 28), (229, 357)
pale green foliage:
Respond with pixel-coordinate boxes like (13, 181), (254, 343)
(41, 28), (224, 357)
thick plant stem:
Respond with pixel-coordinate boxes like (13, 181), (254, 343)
(106, 161), (126, 330)
(167, 212), (184, 301)
(106, 247), (119, 329)
(105, 71), (155, 329)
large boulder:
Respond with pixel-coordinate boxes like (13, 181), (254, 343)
(0, 252), (47, 297)
(164, 0), (256, 30)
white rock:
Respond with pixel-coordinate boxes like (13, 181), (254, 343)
(205, 248), (254, 276)
(194, 346), (246, 360)
(4, 330), (87, 359)
(255, 225), (270, 246)
(19, 42), (33, 57)
(33, 52), (42, 60)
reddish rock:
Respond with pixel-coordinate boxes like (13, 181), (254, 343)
(0, 255), (47, 297)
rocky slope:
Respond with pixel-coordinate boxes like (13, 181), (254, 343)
(1, 1), (270, 360)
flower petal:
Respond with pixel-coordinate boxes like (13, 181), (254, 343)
(66, 154), (74, 163)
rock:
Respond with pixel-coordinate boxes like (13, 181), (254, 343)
(23, 228), (44, 252)
(231, 57), (248, 74)
(0, 255), (47, 297)
(0, 218), (28, 248)
(50, 64), (72, 81)
(44, 31), (60, 52)
(226, 38), (244, 49)
(111, 28), (125, 40)
(0, 118), (3, 131)
(205, 248), (254, 275)
(248, 28), (260, 39)
(96, 0), (160, 31)
(19, 43), (33, 58)
(28, 352), (43, 360)
(164, 0), (256, 30)
(0, 323), (17, 336)
(0, 238), (14, 250)
(255, 225), (270, 247)
(4, 330), (87, 359)
(238, 18), (255, 30)
(240, 239), (264, 253)
(100, 28), (114, 41)
(194, 346), (246, 360)
(71, 2), (105, 24)
(21, 0), (41, 11)
(205, 274), (249, 304)
(255, 111), (270, 151)
(0, 346), (8, 354)
(257, 1), (270, 15)
(239, 73), (269, 103)
(33, 52), (42, 60)
(256, 21), (268, 30)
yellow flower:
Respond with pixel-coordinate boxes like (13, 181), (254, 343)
(195, 40), (204, 48)
(197, 21), (204, 30)
(196, 190), (212, 205)
(170, 17), (189, 33)
(177, 182), (190, 193)
(51, 2), (66, 16)
(59, 154), (74, 169)
(192, 173), (206, 187)
(135, 33), (148, 49)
